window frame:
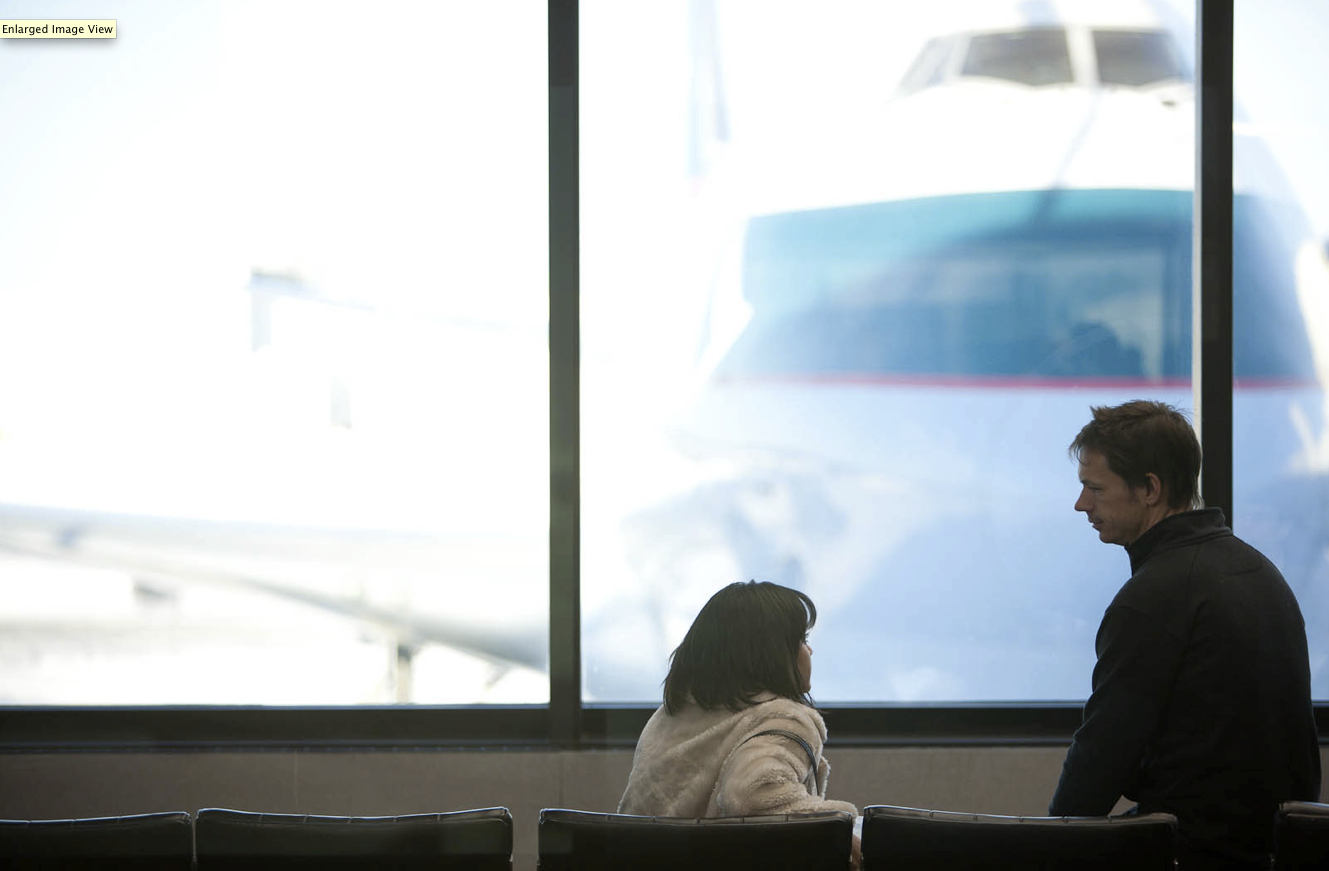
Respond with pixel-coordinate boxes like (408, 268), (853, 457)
(0, 0), (1323, 752)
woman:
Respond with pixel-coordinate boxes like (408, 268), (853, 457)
(618, 580), (858, 821)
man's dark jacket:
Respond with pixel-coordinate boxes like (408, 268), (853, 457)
(1050, 508), (1320, 866)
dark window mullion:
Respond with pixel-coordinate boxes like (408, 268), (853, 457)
(1194, 0), (1234, 520)
(549, 0), (581, 747)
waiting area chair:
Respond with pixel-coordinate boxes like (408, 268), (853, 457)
(860, 804), (1177, 871)
(538, 808), (854, 871)
(1274, 801), (1329, 870)
(0, 811), (193, 870)
(193, 806), (513, 870)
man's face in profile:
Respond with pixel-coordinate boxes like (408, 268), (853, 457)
(1074, 449), (1152, 547)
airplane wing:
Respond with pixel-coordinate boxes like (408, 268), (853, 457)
(0, 502), (546, 677)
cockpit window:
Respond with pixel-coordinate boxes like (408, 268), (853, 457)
(1093, 29), (1188, 86)
(961, 28), (1072, 87)
(897, 36), (955, 97)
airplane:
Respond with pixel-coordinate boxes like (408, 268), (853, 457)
(581, 0), (1329, 702)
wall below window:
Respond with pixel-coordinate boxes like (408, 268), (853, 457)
(9, 745), (1324, 870)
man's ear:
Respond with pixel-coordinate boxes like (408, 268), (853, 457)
(1140, 472), (1165, 506)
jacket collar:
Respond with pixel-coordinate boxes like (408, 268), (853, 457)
(1126, 507), (1230, 574)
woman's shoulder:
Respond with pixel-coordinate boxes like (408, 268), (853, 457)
(639, 695), (827, 744)
(742, 695), (827, 741)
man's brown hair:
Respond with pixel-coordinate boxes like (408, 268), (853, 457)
(1069, 400), (1203, 510)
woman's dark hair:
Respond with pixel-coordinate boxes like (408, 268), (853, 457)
(662, 580), (816, 714)
(1069, 400), (1203, 510)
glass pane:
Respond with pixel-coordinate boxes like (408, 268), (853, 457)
(1092, 29), (1188, 87)
(1233, 0), (1329, 700)
(962, 28), (1072, 87)
(0, 0), (549, 704)
(581, 1), (1199, 703)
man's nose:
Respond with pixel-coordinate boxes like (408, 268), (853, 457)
(1074, 491), (1090, 512)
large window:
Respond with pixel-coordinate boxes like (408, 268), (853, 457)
(0, 0), (549, 705)
(0, 0), (1324, 743)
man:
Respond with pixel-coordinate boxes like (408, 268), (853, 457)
(1050, 400), (1320, 870)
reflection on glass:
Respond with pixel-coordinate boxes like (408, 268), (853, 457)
(724, 191), (1189, 380)
(581, 0), (1311, 703)
(0, 0), (549, 704)
(1233, 0), (1329, 700)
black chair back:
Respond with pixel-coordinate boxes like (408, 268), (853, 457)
(0, 811), (193, 870)
(860, 804), (1177, 871)
(1275, 800), (1329, 871)
(537, 808), (854, 871)
(194, 806), (512, 870)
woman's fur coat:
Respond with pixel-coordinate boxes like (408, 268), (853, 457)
(617, 693), (858, 818)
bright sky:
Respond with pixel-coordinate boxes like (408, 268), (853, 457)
(0, 0), (548, 309)
(0, 0), (549, 528)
